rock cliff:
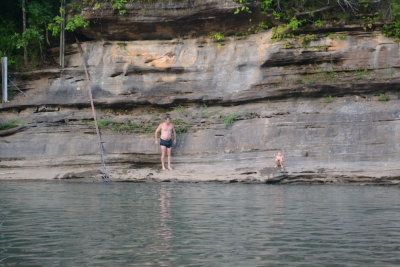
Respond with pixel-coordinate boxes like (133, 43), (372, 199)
(78, 0), (260, 40)
(0, 0), (399, 184)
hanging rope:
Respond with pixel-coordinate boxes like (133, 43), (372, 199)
(75, 35), (111, 182)
(8, 77), (27, 96)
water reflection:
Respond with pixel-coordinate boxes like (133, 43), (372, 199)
(273, 186), (285, 226)
(156, 186), (173, 266)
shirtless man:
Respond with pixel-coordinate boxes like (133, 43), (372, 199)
(154, 116), (176, 170)
(275, 151), (284, 169)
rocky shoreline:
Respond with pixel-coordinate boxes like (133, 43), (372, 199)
(1, 158), (399, 185)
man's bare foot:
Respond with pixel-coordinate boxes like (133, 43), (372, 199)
(168, 166), (173, 171)
(162, 166), (166, 171)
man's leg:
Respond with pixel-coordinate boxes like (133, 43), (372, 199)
(167, 147), (172, 170)
(276, 160), (281, 168)
(161, 146), (166, 170)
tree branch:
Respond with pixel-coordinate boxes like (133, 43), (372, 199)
(295, 6), (334, 16)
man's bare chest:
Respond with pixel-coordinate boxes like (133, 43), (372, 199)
(162, 125), (173, 131)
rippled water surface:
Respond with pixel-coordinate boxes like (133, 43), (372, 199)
(0, 181), (399, 266)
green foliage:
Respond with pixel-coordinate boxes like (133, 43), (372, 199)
(199, 105), (221, 119)
(172, 118), (189, 134)
(117, 42), (127, 50)
(383, 22), (400, 41)
(325, 95), (334, 103)
(234, 0), (251, 14)
(111, 121), (139, 132)
(272, 18), (304, 41)
(96, 119), (151, 133)
(111, 0), (128, 14)
(327, 33), (347, 40)
(14, 28), (43, 49)
(287, 17), (304, 31)
(298, 67), (376, 85)
(354, 68), (371, 78)
(260, 0), (273, 13)
(0, 23), (19, 65)
(297, 34), (317, 47)
(313, 20), (325, 28)
(254, 21), (270, 32)
(171, 105), (187, 115)
(0, 0), (60, 70)
(380, 1), (400, 40)
(140, 121), (158, 134)
(222, 114), (240, 128)
(393, 0), (400, 16)
(199, 106), (210, 118)
(234, 0), (391, 42)
(361, 16), (379, 31)
(77, 0), (162, 15)
(272, 25), (294, 41)
(49, 14), (89, 36)
(48, 16), (63, 36)
(0, 120), (23, 130)
(67, 1), (87, 13)
(111, 0), (128, 10)
(0, 0), (88, 70)
(93, 118), (191, 135)
(211, 32), (225, 42)
(27, 0), (54, 28)
(66, 15), (89, 32)
(283, 41), (292, 49)
(97, 119), (114, 128)
(378, 93), (389, 101)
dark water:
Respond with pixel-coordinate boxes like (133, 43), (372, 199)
(0, 182), (399, 267)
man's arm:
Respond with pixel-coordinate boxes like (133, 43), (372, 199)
(172, 125), (177, 144)
(154, 124), (161, 144)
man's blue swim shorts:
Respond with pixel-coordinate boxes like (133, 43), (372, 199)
(160, 138), (173, 148)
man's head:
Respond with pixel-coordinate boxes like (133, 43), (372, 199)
(165, 115), (171, 124)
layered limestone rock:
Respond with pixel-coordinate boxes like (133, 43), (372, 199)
(5, 30), (400, 108)
(77, 0), (260, 40)
(1, 4), (400, 183)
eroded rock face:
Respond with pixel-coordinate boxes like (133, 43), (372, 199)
(78, 0), (261, 40)
(1, 96), (399, 183)
(6, 30), (400, 108)
(1, 24), (400, 183)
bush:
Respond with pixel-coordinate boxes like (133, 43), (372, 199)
(97, 119), (114, 128)
(95, 119), (156, 133)
(172, 105), (187, 115)
(222, 114), (240, 128)
(172, 118), (189, 134)
(314, 20), (325, 28)
(211, 32), (225, 42)
(0, 120), (23, 130)
(378, 93), (389, 101)
(325, 95), (334, 103)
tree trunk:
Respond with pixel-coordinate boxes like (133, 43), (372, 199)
(45, 25), (50, 46)
(22, 0), (28, 66)
(39, 41), (44, 62)
(60, 0), (66, 69)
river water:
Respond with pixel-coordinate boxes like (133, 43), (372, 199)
(0, 181), (399, 266)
